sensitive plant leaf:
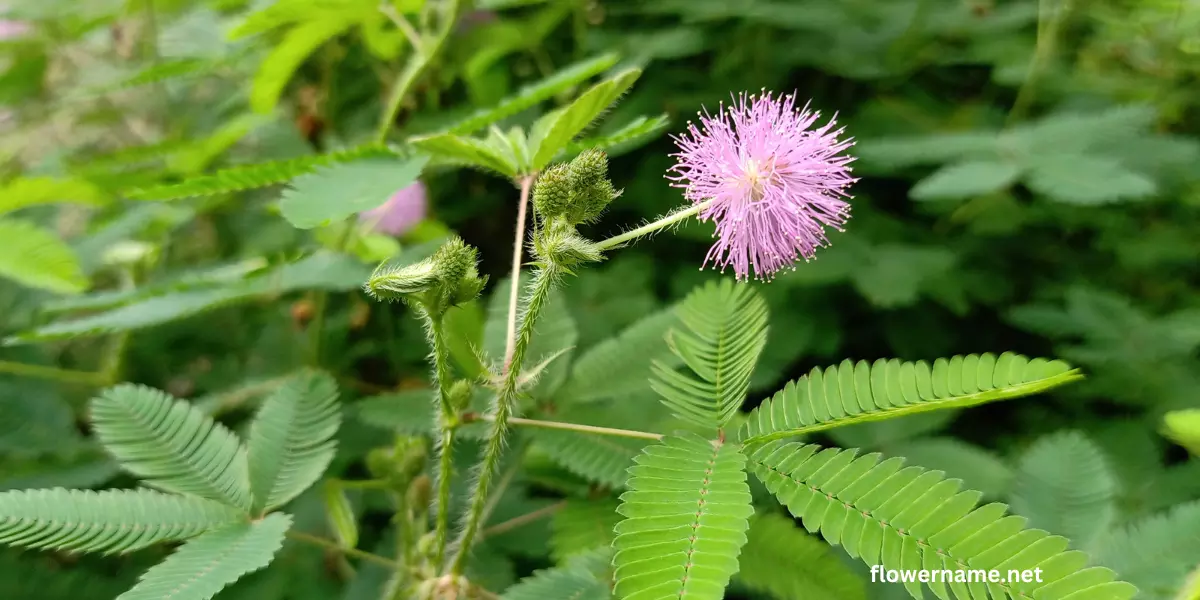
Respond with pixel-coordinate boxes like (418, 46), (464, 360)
(6, 252), (371, 343)
(1011, 431), (1117, 552)
(124, 144), (397, 201)
(278, 155), (429, 229)
(446, 52), (621, 135)
(559, 307), (680, 403)
(354, 389), (489, 440)
(0, 488), (246, 554)
(250, 18), (356, 114)
(650, 280), (768, 430)
(1094, 500), (1200, 600)
(0, 177), (107, 215)
(749, 441), (1137, 600)
(246, 372), (341, 513)
(1024, 154), (1157, 204)
(612, 433), (753, 600)
(501, 548), (612, 600)
(1163, 410), (1200, 456)
(230, 0), (375, 39)
(90, 384), (252, 510)
(855, 131), (1000, 169)
(482, 275), (577, 395)
(740, 353), (1082, 444)
(409, 132), (520, 177)
(529, 69), (642, 170)
(551, 498), (621, 562)
(909, 160), (1022, 201)
(735, 512), (867, 600)
(563, 113), (670, 159)
(885, 437), (1013, 498)
(533, 428), (647, 490)
(0, 219), (88, 294)
(117, 512), (291, 600)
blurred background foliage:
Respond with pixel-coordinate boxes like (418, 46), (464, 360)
(1, 0), (1198, 598)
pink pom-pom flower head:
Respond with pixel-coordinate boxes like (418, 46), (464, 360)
(360, 181), (428, 237)
(667, 91), (856, 281)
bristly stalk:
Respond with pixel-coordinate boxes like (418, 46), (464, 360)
(449, 263), (560, 575)
(417, 306), (457, 568)
(503, 175), (536, 370)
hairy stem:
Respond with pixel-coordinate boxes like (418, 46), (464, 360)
(420, 307), (458, 568)
(376, 0), (464, 142)
(450, 265), (560, 575)
(286, 530), (396, 569)
(594, 199), (713, 251)
(503, 175), (536, 370)
(464, 413), (663, 441)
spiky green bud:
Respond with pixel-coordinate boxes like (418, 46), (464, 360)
(534, 219), (603, 269)
(447, 380), (473, 413)
(364, 236), (485, 312)
(567, 148), (608, 190)
(532, 163), (572, 221)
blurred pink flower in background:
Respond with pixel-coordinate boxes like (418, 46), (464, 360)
(0, 8), (29, 40)
(360, 181), (428, 236)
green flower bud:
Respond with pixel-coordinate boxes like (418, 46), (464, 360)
(535, 219), (603, 268)
(406, 473), (432, 509)
(365, 447), (395, 480)
(364, 237), (486, 311)
(447, 380), (473, 413)
(567, 148), (608, 190)
(396, 437), (428, 482)
(364, 257), (438, 301)
(532, 163), (572, 221)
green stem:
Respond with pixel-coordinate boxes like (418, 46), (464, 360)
(0, 360), (108, 386)
(375, 0), (464, 143)
(286, 530), (397, 569)
(1006, 0), (1074, 126)
(503, 175), (535, 369)
(449, 265), (560, 575)
(466, 413), (662, 441)
(478, 500), (566, 541)
(593, 199), (712, 251)
(419, 307), (458, 569)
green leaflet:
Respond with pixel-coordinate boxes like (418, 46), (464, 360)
(0, 177), (107, 215)
(558, 306), (680, 404)
(124, 144), (396, 201)
(528, 69), (642, 170)
(0, 219), (88, 294)
(117, 512), (291, 600)
(551, 498), (621, 562)
(409, 129), (523, 178)
(533, 428), (646, 490)
(90, 384), (252, 510)
(445, 53), (621, 136)
(250, 18), (356, 114)
(735, 512), (866, 600)
(246, 372), (341, 513)
(749, 441), (1137, 600)
(1010, 431), (1117, 552)
(651, 280), (768, 430)
(277, 155), (430, 229)
(1095, 500), (1200, 600)
(1163, 409), (1200, 457)
(562, 113), (670, 159)
(909, 160), (1023, 201)
(612, 433), (753, 600)
(0, 488), (246, 555)
(740, 352), (1082, 444)
(501, 548), (612, 600)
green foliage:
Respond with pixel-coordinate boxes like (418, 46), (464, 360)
(550, 498), (620, 562)
(0, 177), (108, 214)
(1095, 501), (1200, 600)
(612, 433), (753, 600)
(558, 307), (679, 403)
(0, 488), (245, 554)
(251, 19), (357, 114)
(750, 440), (1137, 600)
(1010, 431), (1116, 551)
(736, 512), (867, 600)
(1163, 410), (1200, 457)
(278, 155), (429, 229)
(500, 548), (611, 600)
(0, 219), (88, 294)
(741, 353), (1082, 443)
(91, 385), (252, 510)
(124, 145), (398, 201)
(118, 512), (291, 600)
(651, 280), (768, 430)
(246, 372), (341, 513)
(529, 69), (642, 170)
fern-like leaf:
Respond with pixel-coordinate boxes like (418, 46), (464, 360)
(612, 433), (753, 600)
(560, 307), (680, 404)
(502, 548), (612, 600)
(1095, 500), (1200, 600)
(446, 53), (620, 135)
(650, 280), (768, 430)
(563, 114), (670, 159)
(749, 440), (1137, 600)
(735, 511), (866, 600)
(0, 219), (88, 294)
(551, 498), (621, 562)
(246, 372), (340, 514)
(535, 429), (646, 490)
(0, 177), (107, 215)
(118, 512), (291, 600)
(90, 385), (252, 510)
(741, 353), (1082, 443)
(123, 144), (396, 201)
(1010, 431), (1116, 551)
(0, 488), (245, 555)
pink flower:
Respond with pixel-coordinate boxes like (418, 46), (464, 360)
(360, 181), (427, 236)
(667, 91), (856, 281)
(0, 19), (30, 40)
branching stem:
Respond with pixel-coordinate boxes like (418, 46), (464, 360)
(450, 264), (560, 575)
